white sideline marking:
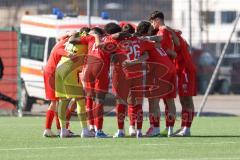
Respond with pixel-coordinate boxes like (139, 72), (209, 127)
(0, 141), (238, 152)
(0, 145), (101, 151)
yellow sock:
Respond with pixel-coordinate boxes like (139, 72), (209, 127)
(76, 99), (87, 128)
(58, 99), (69, 129)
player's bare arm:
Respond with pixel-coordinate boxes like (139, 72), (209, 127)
(166, 49), (177, 59)
(111, 32), (132, 40)
(143, 35), (163, 43)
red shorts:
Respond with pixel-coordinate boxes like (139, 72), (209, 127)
(82, 62), (109, 93)
(84, 77), (109, 93)
(177, 68), (197, 96)
(112, 68), (143, 104)
(127, 77), (144, 105)
(43, 70), (57, 101)
(112, 70), (130, 102)
(145, 62), (177, 99)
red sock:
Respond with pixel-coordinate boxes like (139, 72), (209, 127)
(149, 113), (160, 128)
(116, 104), (126, 129)
(136, 104), (143, 130)
(86, 97), (94, 125)
(149, 114), (155, 127)
(186, 111), (194, 128)
(128, 105), (136, 126)
(182, 108), (195, 128)
(66, 108), (72, 129)
(45, 110), (55, 129)
(164, 100), (175, 127)
(149, 112), (160, 128)
(94, 103), (104, 130)
(153, 116), (160, 128)
(55, 112), (61, 129)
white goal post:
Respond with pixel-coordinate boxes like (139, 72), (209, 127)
(197, 13), (240, 117)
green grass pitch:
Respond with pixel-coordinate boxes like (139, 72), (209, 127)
(0, 116), (240, 160)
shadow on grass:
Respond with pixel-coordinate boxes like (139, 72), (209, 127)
(197, 112), (237, 117)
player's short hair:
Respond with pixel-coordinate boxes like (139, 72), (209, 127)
(91, 27), (105, 35)
(136, 21), (151, 35)
(80, 27), (90, 34)
(122, 24), (135, 34)
(149, 11), (164, 21)
(104, 23), (122, 34)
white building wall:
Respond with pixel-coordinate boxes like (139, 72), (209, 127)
(173, 0), (202, 48)
(173, 0), (240, 51)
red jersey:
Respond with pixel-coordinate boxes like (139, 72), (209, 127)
(105, 36), (142, 66)
(80, 35), (111, 68)
(140, 40), (172, 66)
(140, 40), (177, 99)
(106, 36), (145, 79)
(44, 38), (68, 73)
(157, 26), (174, 52)
(174, 32), (196, 72)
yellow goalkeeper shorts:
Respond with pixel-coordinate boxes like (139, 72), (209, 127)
(55, 45), (87, 98)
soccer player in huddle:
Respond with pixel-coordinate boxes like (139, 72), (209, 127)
(102, 23), (145, 138)
(130, 21), (177, 137)
(149, 11), (178, 136)
(75, 27), (111, 138)
(149, 11), (196, 136)
(166, 27), (197, 136)
(55, 30), (94, 138)
(43, 35), (70, 137)
(120, 24), (144, 136)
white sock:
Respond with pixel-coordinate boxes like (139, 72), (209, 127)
(94, 125), (98, 131)
(89, 125), (94, 130)
(183, 127), (190, 132)
(118, 129), (124, 133)
(130, 125), (135, 129)
(168, 127), (173, 135)
(137, 129), (142, 133)
(168, 126), (173, 131)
